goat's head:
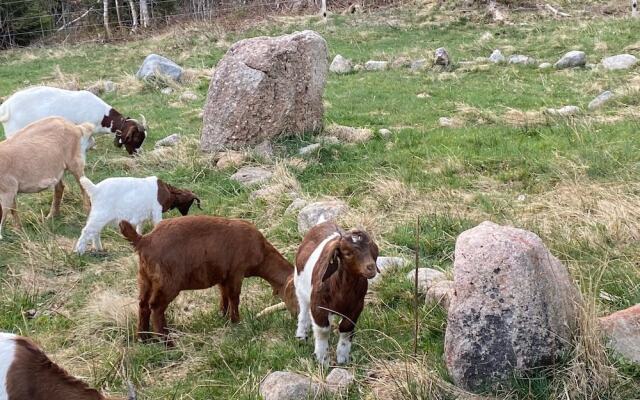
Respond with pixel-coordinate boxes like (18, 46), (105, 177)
(322, 229), (379, 281)
(157, 180), (202, 216)
(114, 116), (147, 155)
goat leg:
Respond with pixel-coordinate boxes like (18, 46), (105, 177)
(47, 180), (65, 219)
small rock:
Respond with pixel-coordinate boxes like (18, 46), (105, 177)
(330, 54), (353, 74)
(406, 268), (447, 295)
(353, 64), (364, 72)
(378, 128), (392, 138)
(426, 280), (454, 310)
(410, 59), (427, 72)
(285, 198), (307, 214)
(376, 256), (405, 273)
(298, 200), (348, 235)
(516, 194), (526, 202)
(325, 124), (373, 143)
(325, 368), (354, 392)
(508, 55), (536, 65)
(215, 151), (245, 169)
(602, 54), (638, 70)
(588, 91), (614, 110)
(554, 50), (586, 69)
(103, 80), (116, 93)
(254, 140), (274, 159)
(480, 32), (493, 42)
(538, 62), (552, 69)
(180, 91), (198, 102)
(545, 105), (580, 116)
(259, 371), (322, 400)
(391, 56), (411, 69)
(155, 133), (181, 148)
(488, 49), (505, 64)
(160, 87), (173, 95)
(299, 143), (321, 155)
(136, 54), (184, 81)
(230, 166), (272, 186)
(439, 117), (463, 128)
(416, 92), (431, 99)
(599, 304), (640, 363)
(434, 47), (450, 66)
(364, 60), (388, 71)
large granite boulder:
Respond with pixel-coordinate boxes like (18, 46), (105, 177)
(136, 54), (184, 81)
(201, 31), (328, 152)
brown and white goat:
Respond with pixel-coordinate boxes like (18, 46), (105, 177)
(0, 332), (136, 400)
(294, 221), (379, 365)
(119, 216), (298, 345)
(0, 117), (93, 239)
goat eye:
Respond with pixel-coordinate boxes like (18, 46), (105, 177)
(343, 251), (353, 258)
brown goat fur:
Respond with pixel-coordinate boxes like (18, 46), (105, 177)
(0, 117), (93, 239)
(101, 109), (146, 155)
(4, 335), (130, 400)
(119, 216), (298, 344)
(156, 179), (201, 216)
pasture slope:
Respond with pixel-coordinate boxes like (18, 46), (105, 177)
(0, 2), (639, 399)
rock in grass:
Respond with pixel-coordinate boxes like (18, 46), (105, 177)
(136, 54), (184, 81)
(538, 62), (552, 69)
(378, 128), (392, 138)
(160, 87), (173, 95)
(599, 304), (640, 363)
(230, 166), (272, 186)
(155, 133), (181, 148)
(554, 50), (586, 69)
(406, 268), (447, 295)
(297, 200), (348, 235)
(330, 54), (353, 74)
(325, 368), (355, 392)
(588, 91), (614, 110)
(260, 371), (322, 400)
(325, 124), (373, 143)
(434, 47), (450, 66)
(488, 49), (505, 64)
(180, 91), (198, 102)
(285, 198), (307, 214)
(369, 256), (406, 284)
(439, 117), (463, 128)
(508, 54), (536, 65)
(545, 105), (580, 116)
(426, 280), (454, 310)
(602, 54), (638, 70)
(364, 60), (388, 71)
(299, 143), (321, 155)
(444, 221), (580, 392)
(215, 151), (245, 169)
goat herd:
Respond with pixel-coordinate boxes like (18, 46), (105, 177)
(0, 85), (380, 399)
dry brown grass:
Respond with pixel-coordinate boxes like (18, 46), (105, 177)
(43, 65), (81, 91)
(501, 108), (548, 127)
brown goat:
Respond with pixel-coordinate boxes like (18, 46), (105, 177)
(294, 221), (379, 365)
(119, 216), (298, 344)
(0, 332), (135, 400)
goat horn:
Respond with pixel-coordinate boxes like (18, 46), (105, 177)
(127, 381), (137, 400)
(139, 114), (148, 130)
(256, 302), (286, 318)
(194, 197), (202, 210)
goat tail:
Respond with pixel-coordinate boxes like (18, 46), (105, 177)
(256, 302), (287, 318)
(78, 176), (97, 197)
(119, 220), (142, 247)
(0, 103), (9, 123)
(77, 122), (95, 138)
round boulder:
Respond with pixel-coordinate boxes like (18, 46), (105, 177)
(297, 200), (348, 235)
(136, 54), (184, 81)
(260, 371), (322, 400)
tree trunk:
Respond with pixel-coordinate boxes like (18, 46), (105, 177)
(140, 0), (150, 28)
(103, 0), (111, 38)
(129, 0), (139, 31)
(115, 0), (122, 27)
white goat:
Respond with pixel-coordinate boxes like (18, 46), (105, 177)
(0, 86), (147, 154)
(74, 176), (200, 254)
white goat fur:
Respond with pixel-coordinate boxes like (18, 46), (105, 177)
(0, 86), (114, 137)
(0, 333), (17, 399)
(75, 176), (164, 254)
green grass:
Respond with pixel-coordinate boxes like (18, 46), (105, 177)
(1, 4), (640, 399)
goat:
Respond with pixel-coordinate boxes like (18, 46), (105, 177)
(119, 216), (298, 345)
(74, 176), (201, 254)
(0, 332), (136, 400)
(0, 86), (147, 155)
(294, 221), (378, 365)
(0, 117), (93, 240)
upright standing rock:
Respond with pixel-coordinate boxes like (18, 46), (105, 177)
(445, 221), (580, 392)
(201, 31), (328, 152)
(434, 47), (450, 67)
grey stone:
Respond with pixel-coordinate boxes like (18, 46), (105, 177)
(508, 55), (536, 65)
(439, 117), (462, 128)
(325, 368), (354, 392)
(259, 371), (322, 400)
(406, 268), (447, 295)
(201, 31), (328, 152)
(538, 62), (552, 69)
(488, 49), (506, 64)
(599, 304), (640, 364)
(285, 198), (307, 214)
(155, 133), (181, 148)
(588, 91), (614, 110)
(364, 60), (388, 71)
(136, 54), (184, 81)
(230, 166), (272, 186)
(325, 124), (373, 143)
(160, 87), (173, 95)
(554, 50), (586, 69)
(378, 128), (392, 138)
(297, 200), (348, 235)
(434, 47), (450, 66)
(330, 54), (353, 74)
(545, 105), (580, 116)
(353, 64), (364, 72)
(299, 143), (321, 155)
(410, 59), (427, 72)
(445, 221), (580, 392)
(180, 91), (198, 102)
(426, 280), (454, 310)
(103, 80), (116, 93)
(602, 54), (638, 70)
(370, 256), (406, 285)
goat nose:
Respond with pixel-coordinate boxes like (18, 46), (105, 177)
(366, 263), (377, 275)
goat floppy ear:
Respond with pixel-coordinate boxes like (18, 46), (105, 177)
(320, 238), (342, 282)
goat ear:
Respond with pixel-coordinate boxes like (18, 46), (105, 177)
(320, 239), (341, 282)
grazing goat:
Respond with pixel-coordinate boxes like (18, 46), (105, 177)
(294, 221), (379, 365)
(0, 332), (136, 400)
(119, 216), (298, 345)
(0, 86), (147, 155)
(74, 176), (201, 254)
(0, 117), (93, 240)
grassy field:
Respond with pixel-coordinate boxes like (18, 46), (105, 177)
(0, 2), (639, 399)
